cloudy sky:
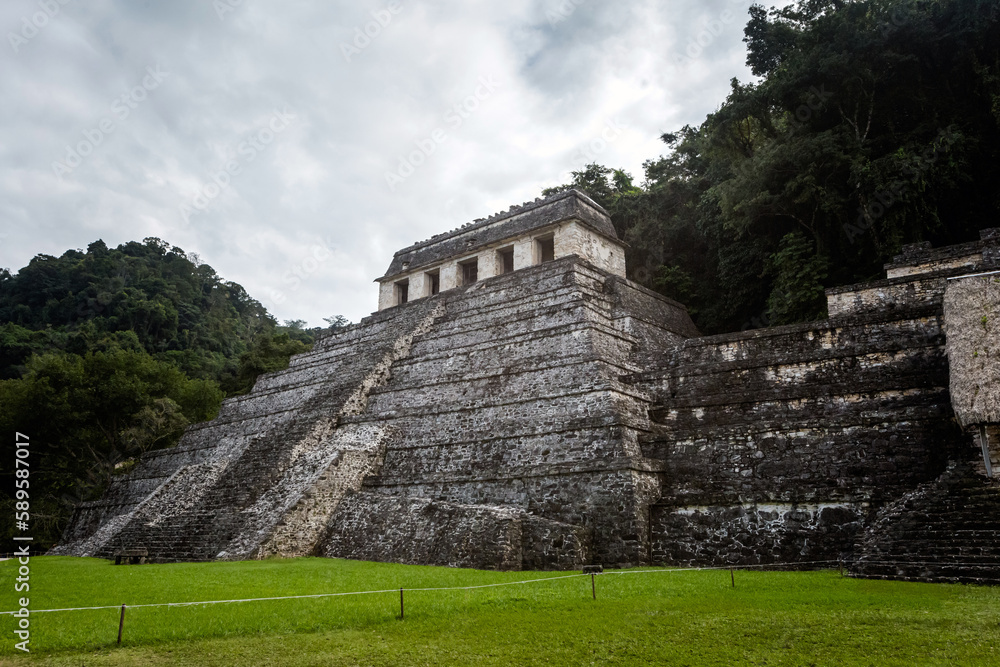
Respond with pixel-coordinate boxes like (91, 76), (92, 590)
(0, 0), (789, 325)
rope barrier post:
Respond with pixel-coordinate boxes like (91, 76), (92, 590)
(117, 604), (126, 645)
(583, 564), (603, 599)
(730, 567), (735, 588)
(839, 560), (843, 577)
(399, 588), (404, 620)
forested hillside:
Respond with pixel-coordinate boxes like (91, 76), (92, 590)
(547, 0), (1000, 334)
(0, 238), (333, 547)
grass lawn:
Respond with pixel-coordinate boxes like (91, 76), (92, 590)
(0, 556), (998, 666)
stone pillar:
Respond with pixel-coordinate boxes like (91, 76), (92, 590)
(513, 238), (533, 270)
(378, 282), (395, 310)
(440, 262), (459, 291)
(944, 273), (1000, 477)
(552, 224), (570, 260)
(409, 272), (430, 300)
(478, 252), (497, 281)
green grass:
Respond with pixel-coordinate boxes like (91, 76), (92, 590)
(1, 557), (998, 666)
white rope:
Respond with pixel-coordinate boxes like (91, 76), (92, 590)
(0, 573), (588, 615)
(405, 572), (586, 592)
(849, 559), (1000, 567)
(0, 588), (401, 615)
(946, 269), (1000, 281)
(5, 558), (948, 617)
(602, 560), (840, 575)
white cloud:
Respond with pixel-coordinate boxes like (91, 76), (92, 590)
(0, 0), (789, 325)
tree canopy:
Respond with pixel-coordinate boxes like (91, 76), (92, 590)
(548, 0), (1000, 333)
(0, 238), (338, 548)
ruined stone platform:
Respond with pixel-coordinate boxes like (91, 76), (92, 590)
(56, 251), (697, 569)
(55, 191), (1000, 583)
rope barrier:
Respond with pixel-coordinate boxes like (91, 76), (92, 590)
(602, 560), (841, 575)
(0, 588), (402, 615)
(405, 572), (587, 592)
(846, 559), (1000, 567)
(0, 573), (590, 615)
(5, 558), (986, 617)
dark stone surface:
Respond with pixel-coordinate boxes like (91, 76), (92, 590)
(650, 503), (864, 567)
(322, 493), (589, 570)
(631, 232), (1000, 581)
(850, 462), (1000, 585)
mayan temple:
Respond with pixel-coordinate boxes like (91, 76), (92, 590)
(55, 189), (1000, 583)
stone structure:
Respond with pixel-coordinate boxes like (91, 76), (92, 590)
(375, 189), (625, 310)
(944, 271), (1000, 477)
(55, 190), (1000, 584)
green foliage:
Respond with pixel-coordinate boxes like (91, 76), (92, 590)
(0, 237), (277, 385)
(764, 232), (829, 325)
(0, 239), (322, 548)
(548, 0), (1000, 334)
(0, 322), (63, 379)
(0, 340), (225, 548)
(323, 314), (350, 332)
(652, 265), (697, 312)
(228, 332), (312, 396)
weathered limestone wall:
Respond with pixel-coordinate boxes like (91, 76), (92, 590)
(376, 190), (625, 311)
(885, 232), (1000, 279)
(557, 221), (627, 277)
(849, 460), (1000, 585)
(826, 274), (947, 318)
(382, 189), (614, 280)
(944, 273), (1000, 428)
(321, 495), (589, 570)
(652, 503), (863, 566)
(635, 311), (959, 566)
(57, 254), (699, 569)
(828, 230), (1000, 318)
(944, 272), (1000, 477)
(321, 256), (696, 567)
(54, 300), (446, 560)
(635, 230), (1000, 577)
(378, 218), (625, 310)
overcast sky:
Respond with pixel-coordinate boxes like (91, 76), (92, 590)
(0, 0), (789, 326)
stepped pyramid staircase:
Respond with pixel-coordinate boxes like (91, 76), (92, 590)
(850, 460), (1000, 585)
(54, 299), (445, 561)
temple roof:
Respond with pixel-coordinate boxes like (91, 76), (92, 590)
(380, 189), (616, 281)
